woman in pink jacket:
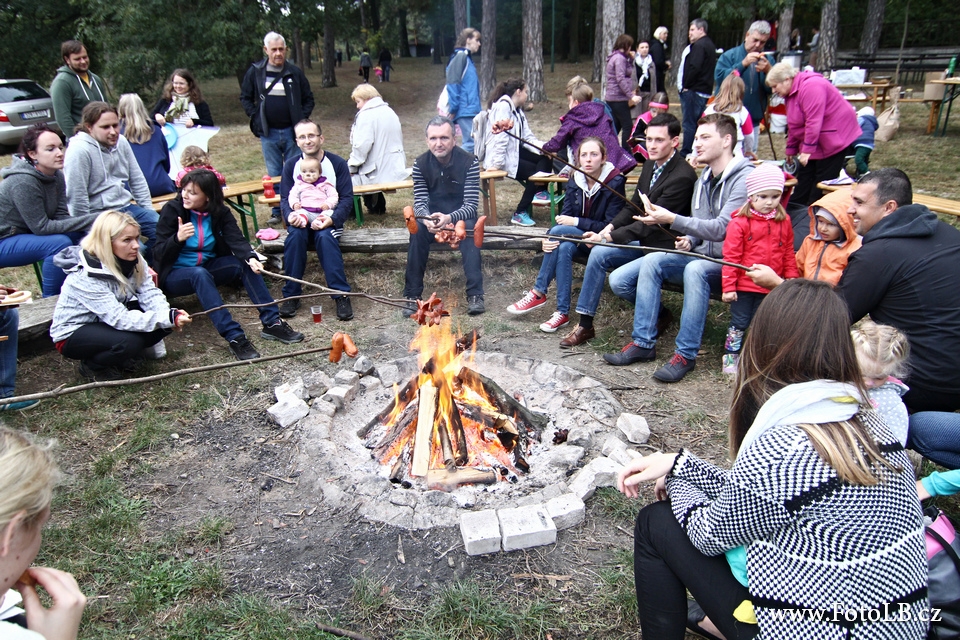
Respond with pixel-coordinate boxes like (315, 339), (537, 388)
(605, 34), (641, 151)
(767, 62), (861, 206)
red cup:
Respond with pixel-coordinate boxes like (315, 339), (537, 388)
(311, 305), (323, 323)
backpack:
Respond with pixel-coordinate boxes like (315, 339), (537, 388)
(925, 506), (960, 639)
(471, 110), (490, 165)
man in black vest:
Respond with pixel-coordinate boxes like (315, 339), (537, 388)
(678, 19), (717, 157)
(403, 116), (485, 316)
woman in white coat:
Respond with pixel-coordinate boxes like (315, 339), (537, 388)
(484, 78), (552, 227)
(348, 84), (408, 216)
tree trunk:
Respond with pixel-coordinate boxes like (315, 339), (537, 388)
(322, 18), (337, 88)
(599, 0), (624, 99)
(398, 8), (411, 57)
(455, 0), (467, 34)
(523, 0), (546, 101)
(818, 0), (839, 72)
(432, 24), (442, 64)
(291, 28), (302, 67)
(480, 0), (498, 105)
(369, 0), (381, 31)
(637, 0), (651, 44)
(568, 0), (581, 62)
(670, 0), (688, 87)
(591, 0), (603, 82)
(303, 39), (312, 69)
(859, 0), (886, 55)
(359, 0), (367, 31)
(777, 2), (794, 55)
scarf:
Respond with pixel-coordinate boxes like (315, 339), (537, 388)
(165, 94), (191, 120)
(636, 55), (654, 86)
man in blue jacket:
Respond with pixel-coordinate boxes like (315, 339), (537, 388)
(278, 120), (354, 321)
(714, 21), (774, 156)
(241, 32), (315, 225)
(445, 28), (482, 153)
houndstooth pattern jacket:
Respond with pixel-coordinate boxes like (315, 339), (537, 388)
(666, 409), (929, 639)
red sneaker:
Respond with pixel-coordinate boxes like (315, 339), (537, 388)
(539, 312), (569, 333)
(507, 290), (547, 315)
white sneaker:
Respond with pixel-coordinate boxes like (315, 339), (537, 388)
(144, 339), (167, 360)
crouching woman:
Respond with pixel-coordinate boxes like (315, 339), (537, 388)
(50, 210), (190, 381)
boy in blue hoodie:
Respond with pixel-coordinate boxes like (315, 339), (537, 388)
(854, 106), (879, 177)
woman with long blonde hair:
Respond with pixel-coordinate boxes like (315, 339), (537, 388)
(118, 94), (176, 196)
(617, 279), (927, 639)
(0, 427), (86, 640)
(50, 210), (190, 381)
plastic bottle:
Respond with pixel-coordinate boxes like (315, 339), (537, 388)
(262, 175), (276, 198)
(947, 56), (957, 77)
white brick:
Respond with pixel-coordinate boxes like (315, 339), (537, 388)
(310, 399), (337, 417)
(353, 355), (376, 376)
(274, 377), (307, 402)
(377, 363), (402, 386)
(303, 370), (333, 398)
(546, 493), (585, 530)
(321, 385), (356, 410)
(460, 509), (501, 555)
(541, 445), (585, 470)
(359, 376), (382, 391)
(333, 370), (360, 392)
(617, 413), (651, 444)
(266, 395), (309, 428)
(498, 505), (557, 551)
(601, 436), (635, 466)
(568, 456), (621, 501)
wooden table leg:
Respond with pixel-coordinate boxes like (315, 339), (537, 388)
(486, 178), (498, 225)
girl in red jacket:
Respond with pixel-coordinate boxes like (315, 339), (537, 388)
(721, 162), (798, 374)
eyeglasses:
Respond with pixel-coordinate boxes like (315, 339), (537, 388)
(297, 134), (321, 141)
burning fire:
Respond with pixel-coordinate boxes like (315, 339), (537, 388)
(362, 319), (543, 491)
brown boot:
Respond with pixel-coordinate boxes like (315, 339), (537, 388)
(560, 325), (595, 348)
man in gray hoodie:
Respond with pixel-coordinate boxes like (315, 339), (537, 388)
(603, 113), (753, 382)
(64, 102), (158, 254)
(49, 40), (109, 137)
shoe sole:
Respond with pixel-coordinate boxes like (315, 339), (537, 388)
(539, 320), (569, 333)
(278, 308), (298, 318)
(511, 221), (536, 227)
(653, 364), (696, 382)
(467, 308), (485, 316)
(506, 301), (546, 315)
(603, 351), (657, 366)
(231, 351), (261, 361)
(260, 332), (305, 345)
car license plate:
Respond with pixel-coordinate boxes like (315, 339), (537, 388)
(23, 109), (50, 119)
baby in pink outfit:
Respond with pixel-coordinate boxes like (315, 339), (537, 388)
(288, 157), (339, 229)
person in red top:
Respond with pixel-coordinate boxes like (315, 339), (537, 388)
(721, 162), (797, 374)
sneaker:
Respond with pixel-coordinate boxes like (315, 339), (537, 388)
(467, 295), (485, 316)
(653, 353), (697, 382)
(268, 213), (284, 228)
(261, 320), (305, 344)
(539, 312), (569, 333)
(336, 296), (354, 321)
(507, 290), (547, 315)
(511, 211), (536, 227)
(143, 339), (166, 360)
(0, 398), (40, 411)
(120, 356), (145, 373)
(78, 361), (126, 381)
(532, 190), (551, 205)
(279, 299), (300, 318)
(721, 353), (739, 376)
(229, 336), (261, 360)
(603, 342), (657, 366)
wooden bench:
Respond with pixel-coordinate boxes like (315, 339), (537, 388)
(817, 183), (960, 218)
(16, 295), (57, 343)
(152, 177), (281, 241)
(258, 170), (509, 226)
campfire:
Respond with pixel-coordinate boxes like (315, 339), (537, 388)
(358, 321), (546, 492)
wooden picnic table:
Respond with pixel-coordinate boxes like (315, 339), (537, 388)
(817, 183), (960, 218)
(834, 81), (893, 113)
(930, 78), (960, 137)
(152, 177), (281, 241)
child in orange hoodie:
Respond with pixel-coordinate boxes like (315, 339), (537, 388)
(795, 189), (861, 285)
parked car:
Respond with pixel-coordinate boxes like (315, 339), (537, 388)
(0, 79), (59, 147)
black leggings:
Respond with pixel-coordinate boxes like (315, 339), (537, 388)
(634, 500), (758, 640)
(62, 323), (169, 369)
(607, 100), (634, 150)
(513, 146), (553, 215)
(791, 146), (852, 206)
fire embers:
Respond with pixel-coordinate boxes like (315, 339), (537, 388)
(358, 323), (546, 491)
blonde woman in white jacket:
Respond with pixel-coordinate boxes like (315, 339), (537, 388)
(348, 84), (408, 216)
(484, 78), (552, 226)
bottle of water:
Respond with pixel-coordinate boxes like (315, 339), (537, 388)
(948, 56), (957, 77)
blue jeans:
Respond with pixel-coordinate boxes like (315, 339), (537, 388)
(260, 126), (298, 217)
(729, 291), (766, 331)
(455, 116), (476, 154)
(0, 309), (18, 397)
(163, 255), (279, 342)
(0, 232), (83, 296)
(281, 227), (351, 297)
(609, 252), (721, 360)
(533, 225), (590, 314)
(680, 90), (709, 157)
(575, 242), (645, 318)
(908, 412), (960, 469)
(404, 218), (482, 299)
(120, 203), (159, 258)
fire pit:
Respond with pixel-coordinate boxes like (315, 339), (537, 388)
(292, 321), (631, 531)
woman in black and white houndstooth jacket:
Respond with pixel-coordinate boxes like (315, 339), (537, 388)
(618, 279), (928, 640)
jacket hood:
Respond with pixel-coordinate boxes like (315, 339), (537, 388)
(563, 101), (608, 128)
(863, 203), (940, 243)
(358, 96), (389, 112)
(694, 155), (753, 208)
(807, 189), (858, 247)
(573, 162), (618, 195)
(55, 64), (81, 78)
(606, 50), (629, 64)
(72, 130), (116, 154)
(0, 155), (56, 182)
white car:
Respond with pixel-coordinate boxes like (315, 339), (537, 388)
(0, 79), (60, 147)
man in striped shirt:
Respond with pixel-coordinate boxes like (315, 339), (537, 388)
(403, 116), (485, 316)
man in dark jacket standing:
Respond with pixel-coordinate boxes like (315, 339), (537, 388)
(240, 32), (315, 224)
(837, 169), (960, 413)
(677, 19), (717, 157)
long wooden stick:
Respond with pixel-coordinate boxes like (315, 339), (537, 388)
(259, 269), (412, 310)
(1, 346), (333, 406)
